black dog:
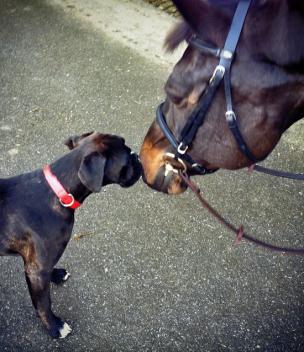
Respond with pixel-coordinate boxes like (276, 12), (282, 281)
(0, 132), (141, 338)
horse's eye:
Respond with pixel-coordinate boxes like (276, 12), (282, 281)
(165, 84), (189, 106)
(169, 94), (184, 105)
(165, 75), (189, 102)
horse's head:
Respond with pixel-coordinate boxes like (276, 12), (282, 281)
(140, 0), (304, 194)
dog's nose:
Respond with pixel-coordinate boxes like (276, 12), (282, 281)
(131, 151), (139, 158)
(130, 152), (142, 176)
(130, 151), (140, 163)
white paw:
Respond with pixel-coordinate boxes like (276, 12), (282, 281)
(63, 272), (71, 281)
(59, 322), (72, 338)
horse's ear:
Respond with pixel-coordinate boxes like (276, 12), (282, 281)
(172, 0), (236, 35)
(172, 0), (207, 34)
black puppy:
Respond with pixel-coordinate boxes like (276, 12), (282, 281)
(0, 132), (141, 338)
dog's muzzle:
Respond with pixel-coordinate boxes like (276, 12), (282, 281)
(120, 152), (142, 187)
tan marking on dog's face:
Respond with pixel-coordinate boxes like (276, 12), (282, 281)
(65, 132), (127, 157)
(64, 131), (94, 150)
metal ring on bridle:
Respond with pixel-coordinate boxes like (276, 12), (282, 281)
(165, 152), (188, 173)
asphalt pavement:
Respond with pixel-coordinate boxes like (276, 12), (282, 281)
(0, 0), (303, 351)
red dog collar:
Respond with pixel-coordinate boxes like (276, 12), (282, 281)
(43, 165), (81, 210)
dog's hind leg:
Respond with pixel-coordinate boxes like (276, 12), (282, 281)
(51, 268), (71, 284)
(24, 266), (72, 339)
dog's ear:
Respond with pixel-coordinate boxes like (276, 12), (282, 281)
(64, 132), (94, 150)
(78, 152), (106, 192)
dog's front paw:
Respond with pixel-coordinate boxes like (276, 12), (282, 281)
(48, 318), (72, 339)
(59, 322), (72, 339)
(51, 268), (71, 285)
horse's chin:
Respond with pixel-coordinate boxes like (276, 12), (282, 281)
(166, 177), (188, 195)
(142, 167), (188, 195)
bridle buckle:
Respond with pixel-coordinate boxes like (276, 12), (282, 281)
(209, 65), (225, 84)
(225, 110), (236, 122)
(177, 142), (188, 155)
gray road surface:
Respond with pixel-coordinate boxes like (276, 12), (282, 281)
(0, 0), (303, 351)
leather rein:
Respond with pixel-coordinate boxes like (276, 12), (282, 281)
(156, 0), (304, 254)
(180, 171), (304, 255)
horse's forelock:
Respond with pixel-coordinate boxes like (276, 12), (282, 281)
(164, 21), (194, 52)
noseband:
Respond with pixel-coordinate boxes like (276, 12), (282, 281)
(157, 0), (256, 174)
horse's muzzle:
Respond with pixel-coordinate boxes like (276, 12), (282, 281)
(140, 123), (188, 194)
(149, 163), (188, 194)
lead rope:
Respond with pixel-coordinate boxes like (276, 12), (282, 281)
(179, 171), (304, 255)
(251, 164), (304, 180)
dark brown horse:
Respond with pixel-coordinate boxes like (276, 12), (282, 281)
(140, 0), (304, 194)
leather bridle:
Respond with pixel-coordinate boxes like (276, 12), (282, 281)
(157, 0), (255, 176)
(157, 0), (304, 182)
(154, 0), (304, 253)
